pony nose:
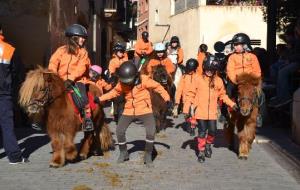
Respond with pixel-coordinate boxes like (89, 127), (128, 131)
(240, 109), (250, 116)
(27, 104), (39, 114)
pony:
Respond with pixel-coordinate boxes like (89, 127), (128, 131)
(225, 73), (262, 160)
(19, 67), (113, 168)
(148, 64), (173, 132)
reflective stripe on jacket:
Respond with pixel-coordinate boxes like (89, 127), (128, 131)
(0, 35), (15, 95)
(99, 75), (170, 116)
(175, 72), (198, 114)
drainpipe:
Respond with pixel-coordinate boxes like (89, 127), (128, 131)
(155, 24), (170, 43)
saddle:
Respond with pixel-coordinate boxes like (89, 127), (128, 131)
(67, 90), (97, 121)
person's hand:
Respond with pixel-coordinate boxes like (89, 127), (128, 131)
(94, 96), (101, 104)
(232, 104), (239, 112)
(64, 79), (74, 90)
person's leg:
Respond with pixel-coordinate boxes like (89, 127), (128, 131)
(138, 113), (156, 167)
(205, 120), (217, 158)
(76, 82), (93, 131)
(0, 97), (23, 163)
(197, 120), (208, 163)
(116, 115), (134, 163)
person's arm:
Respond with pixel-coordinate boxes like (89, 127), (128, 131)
(251, 53), (262, 78)
(165, 58), (176, 74)
(175, 77), (184, 104)
(217, 79), (236, 108)
(69, 50), (90, 81)
(99, 83), (122, 102)
(145, 42), (153, 55)
(144, 76), (170, 102)
(48, 48), (62, 73)
(226, 55), (237, 84)
(177, 48), (184, 65)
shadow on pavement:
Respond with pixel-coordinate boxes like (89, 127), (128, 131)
(127, 140), (170, 161)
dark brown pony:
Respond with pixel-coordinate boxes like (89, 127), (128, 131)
(149, 64), (173, 132)
(225, 73), (261, 160)
(19, 67), (113, 168)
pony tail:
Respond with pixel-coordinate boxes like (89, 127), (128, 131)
(99, 122), (113, 151)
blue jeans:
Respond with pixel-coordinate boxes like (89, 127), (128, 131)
(0, 96), (22, 162)
(276, 62), (300, 100)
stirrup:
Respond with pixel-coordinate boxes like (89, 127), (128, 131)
(82, 118), (94, 132)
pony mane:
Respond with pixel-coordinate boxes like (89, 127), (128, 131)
(19, 66), (54, 107)
(236, 73), (262, 96)
(236, 73), (261, 87)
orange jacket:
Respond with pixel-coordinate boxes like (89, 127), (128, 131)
(48, 45), (91, 82)
(0, 35), (15, 65)
(99, 75), (170, 116)
(146, 57), (175, 75)
(226, 52), (261, 84)
(197, 52), (206, 74)
(134, 39), (153, 57)
(108, 55), (128, 75)
(193, 75), (235, 120)
(84, 78), (112, 95)
(175, 72), (198, 114)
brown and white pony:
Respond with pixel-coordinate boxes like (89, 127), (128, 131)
(19, 67), (113, 167)
(225, 73), (261, 160)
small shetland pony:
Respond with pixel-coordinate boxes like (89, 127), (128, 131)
(225, 73), (261, 160)
(148, 64), (173, 132)
(19, 67), (113, 168)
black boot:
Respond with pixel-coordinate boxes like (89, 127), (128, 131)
(83, 117), (94, 132)
(205, 144), (212, 158)
(117, 144), (129, 163)
(144, 141), (154, 168)
(197, 151), (205, 163)
(81, 106), (94, 132)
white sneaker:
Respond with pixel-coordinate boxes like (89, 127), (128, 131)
(9, 158), (29, 165)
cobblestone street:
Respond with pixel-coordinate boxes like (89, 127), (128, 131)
(1, 108), (300, 190)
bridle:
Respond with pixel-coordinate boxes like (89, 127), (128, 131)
(237, 88), (257, 114)
(26, 83), (66, 111)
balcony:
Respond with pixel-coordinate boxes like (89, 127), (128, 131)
(103, 0), (118, 19)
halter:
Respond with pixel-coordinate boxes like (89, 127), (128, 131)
(26, 83), (66, 111)
(237, 89), (257, 114)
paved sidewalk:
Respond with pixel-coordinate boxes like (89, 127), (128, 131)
(0, 109), (300, 190)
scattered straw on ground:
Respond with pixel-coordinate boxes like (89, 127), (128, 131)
(72, 184), (93, 190)
(102, 170), (122, 187)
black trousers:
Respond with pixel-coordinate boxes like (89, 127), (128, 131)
(197, 120), (217, 139)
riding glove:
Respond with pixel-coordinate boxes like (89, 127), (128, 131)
(94, 96), (101, 104)
(232, 104), (239, 112)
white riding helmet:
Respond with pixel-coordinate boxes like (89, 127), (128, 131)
(154, 43), (166, 52)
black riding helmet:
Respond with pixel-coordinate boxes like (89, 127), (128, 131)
(170, 36), (180, 43)
(185, 58), (199, 73)
(203, 55), (220, 73)
(113, 43), (126, 52)
(65, 24), (88, 38)
(232, 33), (252, 50)
(117, 61), (138, 85)
(142, 31), (149, 41)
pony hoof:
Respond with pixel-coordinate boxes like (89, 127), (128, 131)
(49, 162), (61, 168)
(238, 156), (248, 160)
(79, 154), (88, 160)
